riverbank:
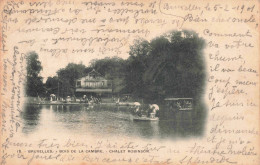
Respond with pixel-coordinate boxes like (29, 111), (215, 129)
(24, 97), (139, 106)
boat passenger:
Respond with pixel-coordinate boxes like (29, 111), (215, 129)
(131, 102), (140, 111)
(133, 102), (141, 107)
(132, 102), (142, 116)
(148, 104), (159, 118)
(88, 97), (94, 105)
(116, 98), (120, 105)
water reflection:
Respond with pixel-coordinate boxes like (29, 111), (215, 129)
(20, 104), (202, 139)
(21, 105), (42, 134)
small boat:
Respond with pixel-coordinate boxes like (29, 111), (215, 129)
(133, 116), (159, 121)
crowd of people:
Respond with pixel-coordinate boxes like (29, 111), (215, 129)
(80, 95), (102, 104)
(44, 94), (159, 118)
(46, 94), (102, 104)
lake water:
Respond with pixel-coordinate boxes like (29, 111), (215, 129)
(19, 104), (200, 140)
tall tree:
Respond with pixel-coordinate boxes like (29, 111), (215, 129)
(125, 39), (151, 98)
(25, 52), (44, 97)
(125, 30), (206, 103)
(45, 76), (59, 95)
(57, 63), (88, 97)
(90, 57), (126, 93)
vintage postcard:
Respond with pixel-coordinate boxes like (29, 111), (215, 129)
(0, 0), (259, 164)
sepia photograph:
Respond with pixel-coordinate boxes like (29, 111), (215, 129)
(0, 0), (259, 164)
(22, 30), (206, 140)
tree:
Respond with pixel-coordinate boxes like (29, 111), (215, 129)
(25, 52), (45, 97)
(90, 57), (126, 93)
(57, 63), (88, 97)
(45, 76), (59, 95)
(124, 39), (151, 98)
(125, 30), (206, 103)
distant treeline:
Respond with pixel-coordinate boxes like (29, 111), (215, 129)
(26, 30), (206, 104)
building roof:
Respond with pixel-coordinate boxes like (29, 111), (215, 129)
(77, 69), (107, 81)
(88, 69), (101, 76)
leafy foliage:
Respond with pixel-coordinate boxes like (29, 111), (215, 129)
(44, 30), (206, 104)
(25, 52), (45, 97)
(124, 30), (206, 103)
(90, 57), (126, 93)
(45, 76), (59, 95)
(56, 63), (89, 97)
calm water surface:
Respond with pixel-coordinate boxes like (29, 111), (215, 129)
(20, 104), (197, 140)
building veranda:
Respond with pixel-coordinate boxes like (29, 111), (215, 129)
(75, 69), (113, 98)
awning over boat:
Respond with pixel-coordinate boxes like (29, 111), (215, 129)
(164, 98), (193, 101)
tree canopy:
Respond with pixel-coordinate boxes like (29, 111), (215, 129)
(43, 30), (206, 104)
(124, 30), (206, 103)
(25, 52), (45, 97)
(56, 63), (89, 97)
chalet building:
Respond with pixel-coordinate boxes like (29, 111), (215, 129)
(75, 69), (112, 97)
